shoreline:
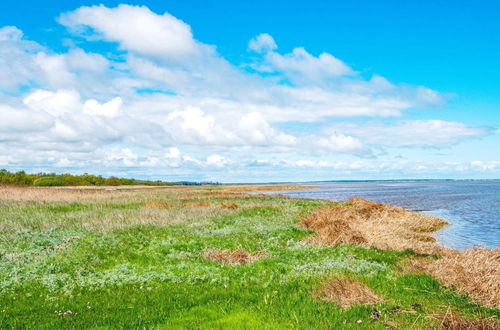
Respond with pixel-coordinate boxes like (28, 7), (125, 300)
(261, 181), (499, 251)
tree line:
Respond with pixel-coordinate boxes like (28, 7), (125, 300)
(0, 169), (176, 186)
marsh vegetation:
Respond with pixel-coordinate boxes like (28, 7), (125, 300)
(0, 185), (498, 328)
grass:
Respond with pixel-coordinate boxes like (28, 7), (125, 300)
(0, 185), (498, 329)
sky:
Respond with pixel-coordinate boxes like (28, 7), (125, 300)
(0, 0), (499, 182)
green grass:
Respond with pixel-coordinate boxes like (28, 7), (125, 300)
(0, 190), (498, 329)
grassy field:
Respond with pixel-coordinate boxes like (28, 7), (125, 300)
(0, 185), (498, 329)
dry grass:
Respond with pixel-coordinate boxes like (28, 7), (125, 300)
(220, 202), (239, 209)
(312, 276), (383, 309)
(141, 202), (171, 209)
(0, 184), (311, 203)
(407, 248), (500, 309)
(436, 310), (500, 329)
(0, 186), (128, 202)
(300, 197), (449, 254)
(182, 201), (212, 208)
(201, 249), (266, 265)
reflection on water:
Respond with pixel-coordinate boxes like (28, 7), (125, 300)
(270, 180), (500, 250)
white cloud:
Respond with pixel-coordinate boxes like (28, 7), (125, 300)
(83, 97), (122, 117)
(248, 33), (277, 53)
(58, 4), (200, 62)
(24, 89), (81, 116)
(0, 26), (23, 41)
(327, 120), (489, 148)
(266, 47), (354, 81)
(316, 133), (365, 153)
(249, 34), (354, 84)
(0, 104), (54, 133)
(206, 154), (231, 168)
(237, 112), (296, 146)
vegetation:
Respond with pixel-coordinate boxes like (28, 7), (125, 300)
(0, 185), (498, 329)
(0, 169), (176, 187)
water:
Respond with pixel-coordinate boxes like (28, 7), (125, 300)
(270, 180), (500, 250)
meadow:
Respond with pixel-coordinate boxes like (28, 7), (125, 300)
(0, 185), (498, 329)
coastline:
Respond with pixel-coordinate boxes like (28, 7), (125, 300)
(262, 180), (500, 250)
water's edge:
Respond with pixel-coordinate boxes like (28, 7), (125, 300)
(262, 180), (499, 250)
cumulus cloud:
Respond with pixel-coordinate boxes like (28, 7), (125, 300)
(58, 4), (200, 62)
(248, 33), (277, 53)
(316, 133), (365, 153)
(0, 26), (23, 41)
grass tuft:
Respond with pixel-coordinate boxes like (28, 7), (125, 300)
(312, 276), (383, 309)
(220, 202), (239, 209)
(141, 202), (172, 209)
(202, 248), (266, 265)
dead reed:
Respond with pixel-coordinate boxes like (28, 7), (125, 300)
(201, 249), (266, 265)
(141, 202), (172, 209)
(408, 248), (500, 309)
(312, 276), (383, 309)
(436, 310), (500, 329)
(300, 197), (449, 254)
(220, 202), (239, 209)
(182, 201), (212, 208)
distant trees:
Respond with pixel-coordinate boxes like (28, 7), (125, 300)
(104, 177), (120, 186)
(0, 169), (175, 187)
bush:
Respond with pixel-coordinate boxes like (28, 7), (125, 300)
(63, 174), (92, 186)
(33, 176), (68, 186)
(104, 177), (120, 186)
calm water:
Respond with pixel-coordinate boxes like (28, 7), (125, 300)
(271, 180), (500, 250)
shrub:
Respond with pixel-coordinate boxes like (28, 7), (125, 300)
(104, 177), (120, 186)
(33, 176), (68, 186)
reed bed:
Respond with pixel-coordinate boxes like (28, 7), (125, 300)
(300, 197), (449, 254)
(408, 248), (500, 309)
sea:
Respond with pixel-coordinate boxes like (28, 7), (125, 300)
(268, 180), (500, 250)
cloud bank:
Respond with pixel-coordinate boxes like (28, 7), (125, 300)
(0, 5), (496, 181)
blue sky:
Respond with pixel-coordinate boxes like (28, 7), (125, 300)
(0, 1), (499, 182)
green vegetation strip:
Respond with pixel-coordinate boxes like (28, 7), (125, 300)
(0, 191), (498, 329)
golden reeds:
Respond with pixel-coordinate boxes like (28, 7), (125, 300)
(300, 197), (449, 254)
(408, 248), (500, 309)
